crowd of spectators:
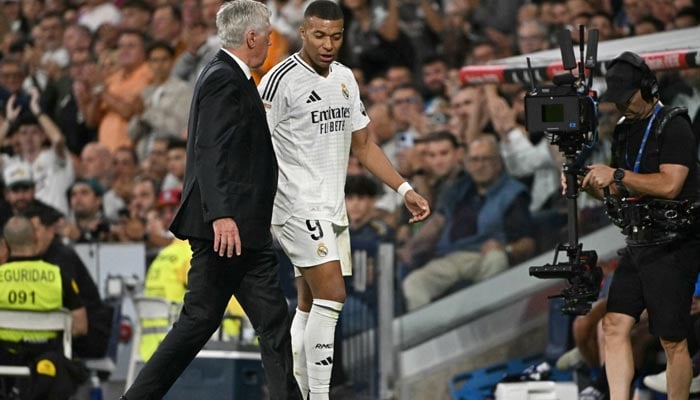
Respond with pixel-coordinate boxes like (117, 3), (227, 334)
(0, 0), (698, 397)
(0, 0), (699, 333)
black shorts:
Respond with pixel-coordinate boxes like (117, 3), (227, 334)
(607, 238), (700, 339)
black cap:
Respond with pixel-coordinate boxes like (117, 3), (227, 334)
(601, 60), (645, 104)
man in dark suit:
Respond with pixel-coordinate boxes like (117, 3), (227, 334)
(121, 1), (301, 399)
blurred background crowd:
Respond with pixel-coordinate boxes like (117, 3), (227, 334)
(0, 0), (699, 315)
(0, 0), (699, 397)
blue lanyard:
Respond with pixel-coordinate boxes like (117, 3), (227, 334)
(626, 103), (663, 173)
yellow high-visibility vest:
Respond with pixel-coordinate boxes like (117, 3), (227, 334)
(0, 260), (63, 342)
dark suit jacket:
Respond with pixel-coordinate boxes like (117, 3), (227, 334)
(170, 50), (278, 249)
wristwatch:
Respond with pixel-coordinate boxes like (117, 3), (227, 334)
(613, 168), (625, 187)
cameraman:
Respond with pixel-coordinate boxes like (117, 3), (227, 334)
(579, 52), (700, 400)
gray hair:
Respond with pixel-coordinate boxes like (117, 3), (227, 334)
(216, 0), (271, 48)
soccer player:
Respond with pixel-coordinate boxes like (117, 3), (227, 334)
(258, 1), (430, 399)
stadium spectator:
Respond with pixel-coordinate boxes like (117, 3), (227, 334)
(346, 175), (394, 246)
(673, 6), (700, 28)
(365, 76), (390, 106)
(385, 64), (412, 92)
(88, 30), (153, 152)
(389, 84), (425, 149)
(340, 0), (414, 81)
(449, 85), (491, 144)
(634, 15), (665, 34)
(1, 90), (74, 215)
(467, 40), (498, 66)
(516, 19), (550, 55)
(43, 49), (99, 156)
(484, 85), (560, 214)
(128, 41), (192, 161)
(144, 187), (180, 248)
(649, 0), (677, 29)
(0, 0), (31, 38)
(37, 12), (68, 81)
(77, 0), (122, 33)
(400, 137), (535, 311)
(142, 137), (177, 190)
(120, 0), (153, 34)
(23, 203), (114, 359)
(0, 216), (88, 400)
(394, 0), (443, 73)
(0, 160), (62, 230)
(127, 175), (157, 223)
(171, 0), (222, 84)
(590, 12), (617, 41)
(0, 57), (29, 111)
(162, 138), (185, 190)
(110, 146), (140, 216)
(150, 4), (186, 57)
(62, 178), (111, 243)
(617, 0), (651, 36)
(61, 23), (92, 55)
(420, 55), (449, 114)
(79, 142), (112, 189)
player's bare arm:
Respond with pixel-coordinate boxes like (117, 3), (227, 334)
(350, 127), (430, 222)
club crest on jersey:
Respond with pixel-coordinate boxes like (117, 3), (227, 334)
(341, 83), (349, 99)
(317, 242), (329, 257)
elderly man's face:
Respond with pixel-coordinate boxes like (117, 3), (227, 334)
(465, 140), (502, 187)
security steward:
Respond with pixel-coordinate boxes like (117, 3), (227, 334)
(140, 190), (249, 361)
(141, 239), (250, 359)
(140, 237), (191, 362)
(580, 51), (700, 400)
(0, 216), (88, 400)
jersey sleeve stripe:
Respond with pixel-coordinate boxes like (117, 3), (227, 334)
(261, 58), (294, 100)
(262, 58), (294, 101)
(264, 62), (297, 102)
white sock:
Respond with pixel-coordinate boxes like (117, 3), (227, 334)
(291, 308), (310, 399)
(305, 299), (343, 400)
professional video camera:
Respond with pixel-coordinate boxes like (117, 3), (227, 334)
(526, 26), (603, 315)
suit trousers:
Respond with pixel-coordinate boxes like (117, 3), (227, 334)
(124, 239), (301, 400)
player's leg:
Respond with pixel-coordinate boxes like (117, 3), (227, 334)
(291, 277), (313, 399)
(275, 219), (349, 400)
(299, 260), (346, 400)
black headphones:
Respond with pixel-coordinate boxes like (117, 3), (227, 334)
(608, 52), (659, 102)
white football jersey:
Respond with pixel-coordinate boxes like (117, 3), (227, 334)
(259, 54), (370, 226)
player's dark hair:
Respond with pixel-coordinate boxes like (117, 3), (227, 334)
(304, 0), (343, 21)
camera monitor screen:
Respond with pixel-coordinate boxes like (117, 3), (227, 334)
(542, 103), (565, 122)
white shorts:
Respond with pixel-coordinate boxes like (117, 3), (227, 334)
(272, 217), (352, 277)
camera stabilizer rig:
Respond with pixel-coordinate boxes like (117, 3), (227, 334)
(525, 26), (603, 315)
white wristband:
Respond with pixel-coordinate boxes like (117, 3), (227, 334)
(397, 182), (413, 198)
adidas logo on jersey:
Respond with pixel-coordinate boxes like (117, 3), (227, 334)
(306, 90), (322, 103)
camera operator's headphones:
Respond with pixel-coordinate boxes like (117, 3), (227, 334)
(608, 52), (659, 102)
